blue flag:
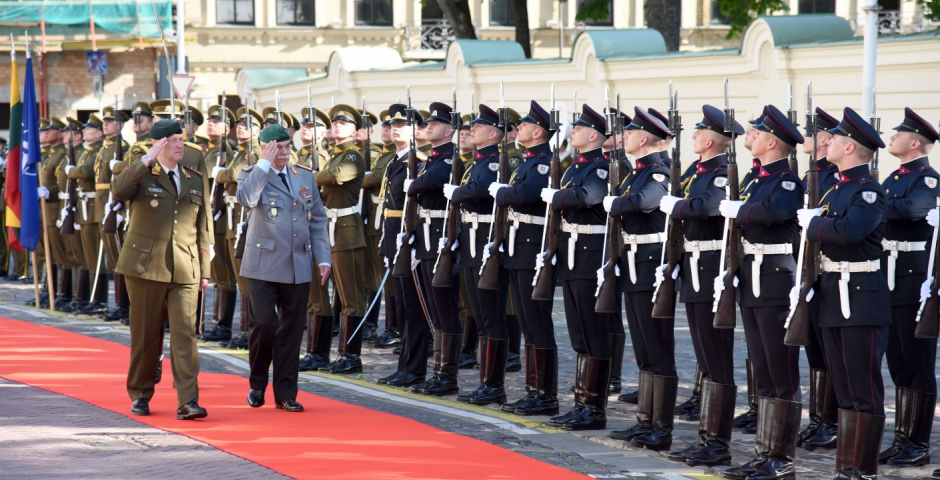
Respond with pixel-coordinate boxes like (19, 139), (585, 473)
(18, 50), (41, 252)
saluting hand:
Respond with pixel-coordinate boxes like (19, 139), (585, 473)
(146, 138), (169, 164)
(260, 141), (279, 163)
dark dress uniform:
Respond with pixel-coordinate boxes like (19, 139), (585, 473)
(877, 108), (940, 467)
(545, 104), (612, 431)
(451, 105), (510, 406)
(805, 107), (888, 480)
(362, 141), (399, 349)
(607, 107), (677, 451)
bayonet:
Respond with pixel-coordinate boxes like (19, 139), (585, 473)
(150, 0), (175, 119)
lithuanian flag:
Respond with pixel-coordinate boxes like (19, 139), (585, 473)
(4, 51), (23, 252)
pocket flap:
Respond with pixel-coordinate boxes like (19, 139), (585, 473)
(247, 234), (275, 251)
(127, 234), (154, 253)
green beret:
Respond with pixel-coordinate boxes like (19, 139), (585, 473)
(150, 119), (183, 140)
(259, 124), (290, 144)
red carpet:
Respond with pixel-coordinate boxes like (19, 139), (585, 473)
(0, 317), (589, 480)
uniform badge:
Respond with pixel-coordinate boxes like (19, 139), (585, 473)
(148, 187), (163, 193)
(299, 186), (312, 200)
(150, 199), (159, 208)
(444, 158), (453, 165)
(270, 207), (278, 219)
(862, 191), (878, 204)
(782, 181), (795, 191)
(714, 177), (729, 188)
(652, 173), (665, 182)
(489, 163), (499, 172)
(597, 169), (608, 180)
(926, 177), (938, 189)
(509, 157), (520, 169)
(537, 164), (549, 175)
(190, 189), (203, 196)
(345, 153), (358, 162)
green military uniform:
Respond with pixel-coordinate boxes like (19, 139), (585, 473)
(39, 119), (69, 271)
(113, 121), (211, 410)
(67, 113), (108, 309)
(95, 108), (131, 275)
(56, 118), (91, 312)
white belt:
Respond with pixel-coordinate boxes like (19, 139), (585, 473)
(820, 255), (881, 319)
(77, 190), (95, 221)
(508, 209), (546, 257)
(683, 239), (723, 292)
(560, 220), (605, 270)
(418, 207), (446, 251)
(882, 239), (927, 291)
(461, 210), (493, 258)
(621, 232), (665, 284)
(78, 191), (96, 199)
(57, 192), (69, 200)
(371, 194), (383, 231)
(224, 194), (236, 230)
(742, 239), (793, 298)
(325, 205), (362, 246)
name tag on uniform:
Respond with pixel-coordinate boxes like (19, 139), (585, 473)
(148, 187), (164, 193)
(190, 189), (203, 196)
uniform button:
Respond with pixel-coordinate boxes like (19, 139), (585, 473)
(700, 266), (703, 270)
(775, 267), (779, 271)
(294, 234), (297, 237)
(174, 220), (178, 224)
(174, 210), (178, 214)
(909, 270), (913, 273)
(294, 202), (297, 206)
(293, 218), (297, 222)
(856, 286), (860, 290)
(256, 243), (260, 247)
(173, 230), (177, 234)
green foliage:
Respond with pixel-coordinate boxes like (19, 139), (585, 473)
(715, 0), (790, 38)
(558, 0), (613, 23)
(917, 0), (940, 21)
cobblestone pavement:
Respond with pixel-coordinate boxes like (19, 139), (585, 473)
(1, 276), (937, 479)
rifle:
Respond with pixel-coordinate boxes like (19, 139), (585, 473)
(361, 96), (372, 227)
(233, 95), (255, 259)
(102, 93), (124, 235)
(713, 78), (740, 329)
(60, 125), (79, 236)
(432, 89), (462, 287)
(479, 82), (510, 290)
(787, 83), (801, 174)
(869, 87), (881, 182)
(651, 83), (682, 318)
(532, 84), (563, 300)
(785, 81), (819, 346)
(595, 87), (624, 312)
(915, 196), (940, 338)
(392, 86), (419, 277)
(211, 91), (229, 221)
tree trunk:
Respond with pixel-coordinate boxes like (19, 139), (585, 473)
(512, 0), (532, 58)
(435, 0), (477, 39)
(645, 0), (681, 51)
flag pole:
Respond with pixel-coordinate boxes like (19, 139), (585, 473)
(24, 34), (50, 309)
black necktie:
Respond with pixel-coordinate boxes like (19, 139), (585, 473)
(167, 170), (178, 196)
(278, 172), (290, 192)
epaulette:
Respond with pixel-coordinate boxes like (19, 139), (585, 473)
(182, 164), (203, 177)
(416, 151), (428, 161)
(859, 177), (872, 185)
(294, 163), (313, 172)
(185, 142), (202, 151)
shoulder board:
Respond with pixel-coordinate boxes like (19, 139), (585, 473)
(185, 142), (202, 151)
(416, 151), (428, 161)
(294, 163), (313, 172)
(182, 165), (203, 177)
(859, 177), (873, 185)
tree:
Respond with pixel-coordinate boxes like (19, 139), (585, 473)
(511, 0), (532, 57)
(434, 0), (477, 39)
(645, 0), (681, 51)
(714, 0), (789, 38)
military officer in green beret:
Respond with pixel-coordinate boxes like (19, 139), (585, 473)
(114, 119), (210, 420)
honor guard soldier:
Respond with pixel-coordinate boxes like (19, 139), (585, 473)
(201, 104), (239, 342)
(131, 102), (154, 141)
(796, 107), (889, 480)
(317, 104), (369, 374)
(444, 104), (509, 405)
(262, 108), (298, 164)
(663, 105), (741, 466)
(878, 108), (939, 467)
(114, 120), (210, 420)
(501, 107), (525, 373)
(457, 113), (480, 368)
(539, 104), (613, 430)
(66, 113), (109, 313)
(183, 104), (204, 142)
(57, 118), (92, 312)
(237, 124), (331, 412)
(36, 118), (69, 307)
(364, 110), (401, 350)
(407, 102), (461, 396)
(605, 107), (677, 450)
(297, 107), (330, 170)
(376, 104), (430, 386)
(490, 100), (559, 415)
(98, 107), (131, 321)
(796, 106), (842, 450)
(216, 106), (263, 349)
(718, 105), (804, 479)
(356, 109), (383, 341)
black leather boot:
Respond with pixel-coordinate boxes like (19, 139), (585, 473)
(888, 390), (935, 467)
(803, 370), (838, 449)
(411, 330), (442, 393)
(363, 290), (380, 341)
(458, 314), (478, 368)
(373, 297), (401, 348)
(834, 409), (858, 480)
(748, 398), (800, 480)
(724, 396), (773, 479)
(420, 333), (462, 396)
(299, 313), (332, 371)
(54, 267), (73, 310)
(798, 368), (827, 446)
(630, 374), (677, 451)
(618, 389), (640, 404)
(505, 315), (522, 373)
(609, 370), (654, 441)
(853, 412), (886, 480)
(458, 337), (487, 403)
(329, 315), (364, 374)
(733, 359), (758, 432)
(549, 353), (587, 426)
(879, 386), (910, 464)
(467, 338), (508, 405)
(515, 347), (559, 416)
(685, 381), (735, 466)
(66, 269), (91, 313)
(502, 344), (536, 413)
(608, 333), (625, 395)
(561, 356), (610, 431)
(80, 273), (109, 315)
(676, 363), (703, 420)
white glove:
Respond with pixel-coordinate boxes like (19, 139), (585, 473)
(481, 242), (494, 263)
(109, 159), (120, 171)
(789, 285), (802, 309)
(603, 196), (617, 213)
(115, 214), (124, 226)
(209, 244), (216, 261)
(211, 165), (224, 179)
(437, 237), (448, 253)
(411, 249), (421, 270)
(103, 201), (112, 215)
(654, 264), (666, 288)
(384, 257), (389, 269)
(60, 206), (69, 223)
(927, 208), (940, 227)
(111, 201), (122, 212)
(797, 208), (822, 229)
(540, 187), (559, 204)
(37, 186), (49, 199)
(659, 195), (682, 214)
(65, 165), (74, 174)
(403, 178), (414, 193)
(719, 199), (744, 219)
(596, 267), (605, 288)
(214, 210), (223, 221)
(397, 232), (405, 250)
(535, 251), (557, 269)
(920, 277), (934, 303)
(443, 183), (458, 200)
(714, 271), (726, 297)
(488, 182), (508, 199)
(74, 222), (81, 231)
(805, 287), (814, 302)
(451, 238), (459, 251)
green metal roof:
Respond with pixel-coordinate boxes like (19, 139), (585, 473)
(239, 68), (310, 90)
(447, 39), (526, 66)
(759, 14), (855, 47)
(575, 29), (668, 60)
